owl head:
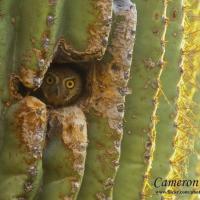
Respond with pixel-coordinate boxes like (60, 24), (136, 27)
(41, 65), (83, 107)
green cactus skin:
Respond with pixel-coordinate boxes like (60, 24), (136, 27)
(77, 1), (137, 199)
(38, 107), (87, 200)
(113, 0), (167, 199)
(162, 0), (200, 199)
(54, 0), (113, 63)
(4, 0), (57, 89)
(0, 0), (112, 199)
(0, 96), (47, 200)
(145, 0), (184, 198)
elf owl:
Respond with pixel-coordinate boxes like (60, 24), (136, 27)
(40, 65), (83, 107)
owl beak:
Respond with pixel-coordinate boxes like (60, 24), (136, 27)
(63, 88), (69, 99)
(61, 85), (69, 98)
(55, 85), (60, 97)
(64, 89), (69, 97)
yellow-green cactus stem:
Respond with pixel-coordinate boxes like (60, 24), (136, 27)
(114, 0), (168, 199)
(162, 0), (200, 199)
(78, 1), (137, 199)
(187, 73), (200, 200)
(145, 0), (184, 198)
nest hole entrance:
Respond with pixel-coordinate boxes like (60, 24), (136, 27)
(12, 62), (93, 108)
(55, 62), (89, 98)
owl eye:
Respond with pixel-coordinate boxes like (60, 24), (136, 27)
(65, 79), (75, 89)
(45, 75), (55, 85)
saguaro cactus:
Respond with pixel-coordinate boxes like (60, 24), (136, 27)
(0, 0), (199, 200)
(0, 0), (113, 199)
(114, 0), (200, 200)
(78, 2), (136, 199)
(114, 0), (168, 199)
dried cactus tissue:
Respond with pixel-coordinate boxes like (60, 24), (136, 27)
(0, 0), (199, 200)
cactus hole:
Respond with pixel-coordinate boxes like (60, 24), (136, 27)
(35, 62), (91, 107)
(10, 62), (92, 108)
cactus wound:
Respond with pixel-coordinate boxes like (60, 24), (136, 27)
(88, 0), (136, 132)
(14, 96), (47, 158)
(10, 0), (58, 89)
(0, 96), (46, 199)
(38, 106), (87, 200)
(78, 1), (137, 199)
(54, 0), (113, 63)
(6, 0), (114, 93)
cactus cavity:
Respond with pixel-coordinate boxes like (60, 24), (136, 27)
(78, 1), (137, 199)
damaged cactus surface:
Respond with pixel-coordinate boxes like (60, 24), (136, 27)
(38, 107), (87, 200)
(0, 97), (46, 199)
(77, 1), (136, 199)
(0, 0), (112, 90)
(54, 0), (113, 62)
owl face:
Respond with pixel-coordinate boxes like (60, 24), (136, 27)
(41, 66), (83, 107)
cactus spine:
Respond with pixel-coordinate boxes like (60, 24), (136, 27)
(114, 0), (167, 199)
(78, 1), (137, 199)
(114, 0), (200, 199)
(162, 0), (200, 199)
(146, 0), (184, 198)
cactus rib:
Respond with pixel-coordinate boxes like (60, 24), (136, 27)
(78, 1), (137, 199)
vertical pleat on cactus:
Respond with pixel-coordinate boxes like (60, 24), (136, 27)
(38, 107), (87, 200)
(0, 1), (50, 198)
(162, 0), (200, 199)
(145, 0), (184, 198)
(114, 0), (167, 199)
(78, 1), (137, 199)
(0, 97), (47, 199)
